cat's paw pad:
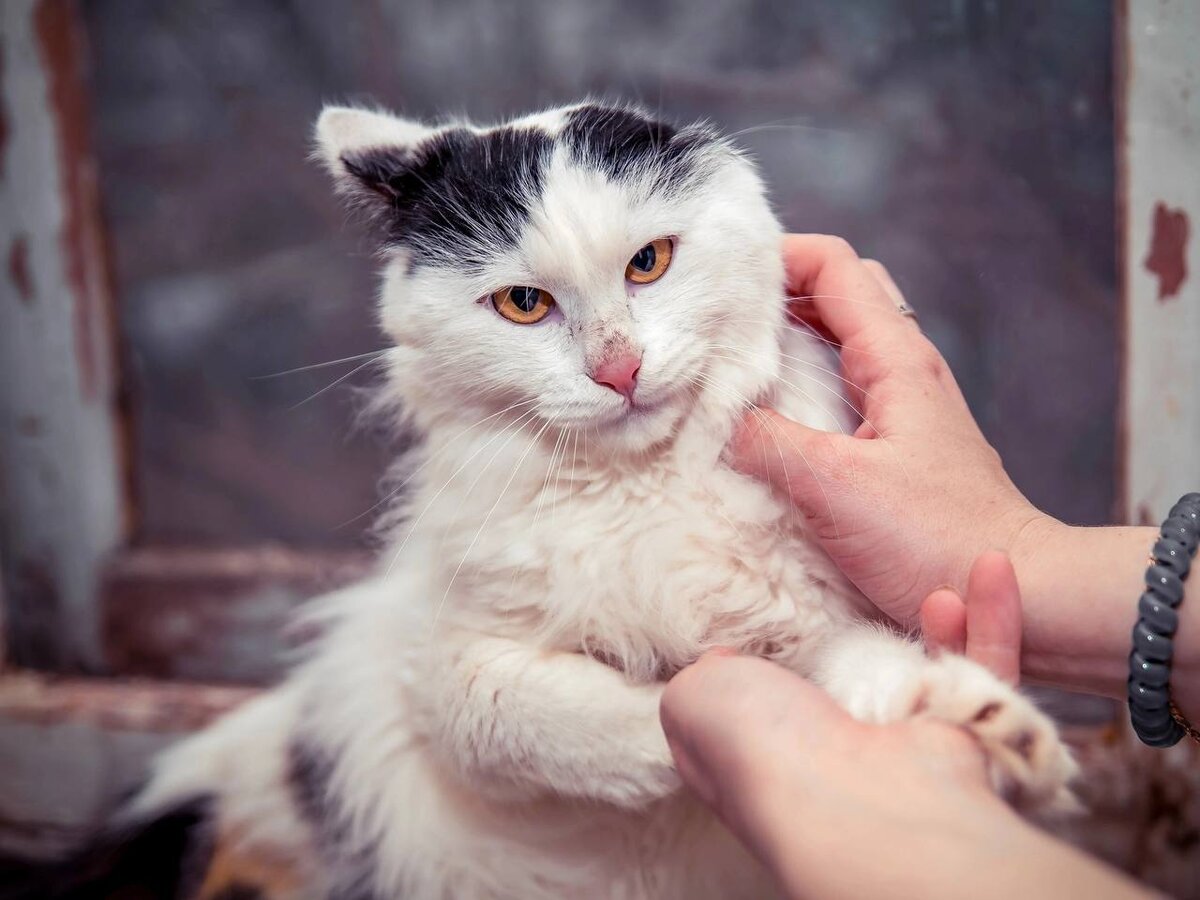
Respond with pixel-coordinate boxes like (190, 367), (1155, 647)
(912, 656), (1079, 813)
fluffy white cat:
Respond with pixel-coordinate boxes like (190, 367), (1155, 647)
(110, 102), (1075, 900)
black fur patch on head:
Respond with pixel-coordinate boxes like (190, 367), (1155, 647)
(562, 104), (717, 191)
(341, 125), (552, 272)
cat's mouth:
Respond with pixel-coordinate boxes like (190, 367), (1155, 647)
(578, 378), (707, 453)
(590, 393), (675, 430)
(626, 394), (669, 415)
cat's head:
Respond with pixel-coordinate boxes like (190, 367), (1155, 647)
(316, 102), (784, 456)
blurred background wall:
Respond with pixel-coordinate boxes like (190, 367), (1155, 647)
(86, 0), (1116, 550)
(3, 0), (1199, 892)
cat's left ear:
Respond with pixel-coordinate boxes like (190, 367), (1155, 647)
(314, 105), (436, 204)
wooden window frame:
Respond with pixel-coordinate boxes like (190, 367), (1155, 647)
(0, 0), (365, 682)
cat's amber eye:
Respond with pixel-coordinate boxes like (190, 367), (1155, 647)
(625, 238), (674, 285)
(491, 285), (555, 325)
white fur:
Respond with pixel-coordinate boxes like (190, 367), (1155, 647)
(140, 104), (1076, 899)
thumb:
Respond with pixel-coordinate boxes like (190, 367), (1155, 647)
(661, 653), (849, 818)
(728, 408), (853, 517)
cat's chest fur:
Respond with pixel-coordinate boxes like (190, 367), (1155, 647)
(407, 427), (858, 681)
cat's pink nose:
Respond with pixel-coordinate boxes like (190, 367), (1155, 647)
(591, 353), (641, 401)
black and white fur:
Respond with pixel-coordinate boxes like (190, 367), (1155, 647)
(25, 102), (1076, 900)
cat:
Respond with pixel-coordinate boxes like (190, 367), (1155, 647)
(32, 101), (1077, 900)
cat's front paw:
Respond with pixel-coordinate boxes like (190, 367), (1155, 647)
(598, 746), (681, 810)
(595, 688), (681, 809)
(911, 656), (1079, 813)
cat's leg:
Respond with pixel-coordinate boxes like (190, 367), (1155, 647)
(420, 636), (678, 809)
(811, 624), (1078, 812)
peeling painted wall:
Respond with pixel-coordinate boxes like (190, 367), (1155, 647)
(1121, 0), (1200, 523)
(0, 0), (124, 670)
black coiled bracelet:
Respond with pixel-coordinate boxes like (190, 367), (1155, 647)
(1129, 492), (1200, 746)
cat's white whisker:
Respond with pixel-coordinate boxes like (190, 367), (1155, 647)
(692, 365), (836, 535)
(430, 415), (555, 632)
(337, 397), (541, 530)
(383, 406), (542, 577)
(431, 407), (555, 560)
(706, 343), (872, 431)
(252, 348), (391, 380)
(287, 357), (384, 411)
(530, 423), (574, 550)
(706, 307), (914, 364)
(725, 117), (851, 141)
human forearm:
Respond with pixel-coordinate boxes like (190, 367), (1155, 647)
(1015, 518), (1200, 721)
(765, 794), (1148, 900)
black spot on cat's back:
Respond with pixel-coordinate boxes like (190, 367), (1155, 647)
(287, 735), (339, 842)
(287, 735), (379, 899)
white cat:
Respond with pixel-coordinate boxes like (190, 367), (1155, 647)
(103, 102), (1074, 900)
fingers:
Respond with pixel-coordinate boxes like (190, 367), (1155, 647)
(861, 258), (917, 330)
(728, 407), (864, 518)
(861, 258), (904, 307)
(920, 589), (968, 657)
(783, 236), (956, 432)
(782, 236), (919, 386)
(919, 552), (1023, 685)
(661, 652), (851, 837)
(963, 551), (1023, 685)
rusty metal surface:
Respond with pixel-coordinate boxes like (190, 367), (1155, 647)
(0, 671), (253, 859)
(1120, 0), (1200, 523)
(100, 546), (369, 683)
(0, 0), (126, 670)
(0, 669), (255, 730)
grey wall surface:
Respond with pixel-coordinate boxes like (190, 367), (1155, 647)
(83, 0), (1116, 545)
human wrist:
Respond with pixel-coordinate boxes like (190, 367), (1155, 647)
(1015, 521), (1163, 698)
(919, 496), (1050, 624)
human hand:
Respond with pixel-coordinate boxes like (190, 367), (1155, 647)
(919, 550), (1023, 685)
(730, 234), (1053, 626)
(660, 554), (1143, 900)
(661, 651), (1001, 900)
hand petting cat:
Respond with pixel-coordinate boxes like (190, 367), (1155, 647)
(727, 236), (1200, 715)
(729, 234), (1045, 630)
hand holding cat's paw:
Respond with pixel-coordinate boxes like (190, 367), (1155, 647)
(910, 656), (1079, 814)
(913, 551), (1079, 813)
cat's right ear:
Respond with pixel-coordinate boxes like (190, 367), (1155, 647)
(314, 105), (436, 207)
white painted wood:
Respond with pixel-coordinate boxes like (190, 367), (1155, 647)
(1121, 1), (1200, 523)
(0, 0), (124, 668)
